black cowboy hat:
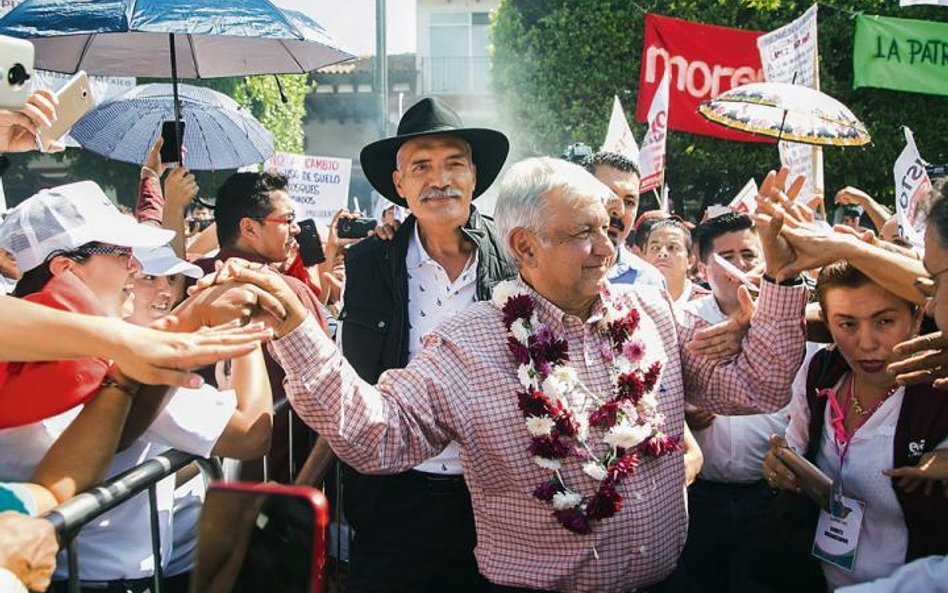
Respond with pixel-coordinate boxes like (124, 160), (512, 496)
(360, 97), (509, 208)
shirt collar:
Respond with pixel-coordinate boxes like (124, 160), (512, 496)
(514, 275), (607, 328)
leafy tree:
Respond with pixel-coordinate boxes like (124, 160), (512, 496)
(490, 0), (948, 217)
(3, 74), (311, 209)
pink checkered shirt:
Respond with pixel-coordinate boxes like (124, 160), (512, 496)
(272, 278), (808, 592)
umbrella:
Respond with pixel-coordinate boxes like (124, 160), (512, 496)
(70, 83), (274, 171)
(0, 0), (355, 154)
(698, 82), (871, 147)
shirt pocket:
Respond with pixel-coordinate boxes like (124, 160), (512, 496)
(339, 305), (394, 382)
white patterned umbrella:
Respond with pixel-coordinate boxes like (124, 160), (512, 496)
(70, 83), (273, 171)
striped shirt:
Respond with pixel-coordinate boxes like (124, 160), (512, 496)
(273, 278), (807, 592)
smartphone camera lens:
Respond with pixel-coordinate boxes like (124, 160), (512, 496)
(7, 63), (30, 87)
(80, 89), (89, 99)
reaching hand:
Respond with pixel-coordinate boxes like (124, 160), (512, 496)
(143, 136), (167, 178)
(685, 285), (754, 360)
(762, 435), (801, 493)
(884, 449), (948, 497)
(0, 513), (57, 592)
(685, 408), (716, 431)
(888, 331), (948, 390)
(106, 318), (271, 388)
(0, 89), (63, 154)
(834, 186), (871, 207)
(164, 167), (199, 215)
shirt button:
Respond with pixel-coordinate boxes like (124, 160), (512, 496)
(377, 321), (386, 329)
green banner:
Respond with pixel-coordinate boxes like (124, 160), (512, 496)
(853, 14), (948, 97)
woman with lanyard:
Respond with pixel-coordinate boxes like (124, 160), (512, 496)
(762, 260), (948, 591)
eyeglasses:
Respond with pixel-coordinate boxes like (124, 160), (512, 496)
(257, 211), (296, 225)
(77, 245), (137, 268)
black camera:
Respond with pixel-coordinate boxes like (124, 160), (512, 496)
(0, 36), (35, 109)
(562, 142), (593, 164)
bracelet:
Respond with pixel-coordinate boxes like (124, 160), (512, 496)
(762, 274), (803, 287)
(141, 165), (160, 180)
(100, 374), (141, 397)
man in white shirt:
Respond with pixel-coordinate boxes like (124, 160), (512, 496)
(581, 152), (665, 288)
(678, 212), (786, 593)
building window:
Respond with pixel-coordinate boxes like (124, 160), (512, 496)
(426, 12), (491, 94)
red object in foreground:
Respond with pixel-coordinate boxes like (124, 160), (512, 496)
(636, 13), (775, 143)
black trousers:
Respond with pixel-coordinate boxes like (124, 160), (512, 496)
(679, 479), (777, 593)
(346, 470), (487, 593)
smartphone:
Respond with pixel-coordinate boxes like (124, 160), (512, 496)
(337, 217), (377, 239)
(296, 219), (326, 266)
(192, 482), (329, 593)
(0, 36), (34, 109)
(160, 120), (186, 163)
(36, 70), (94, 152)
(774, 446), (834, 513)
(711, 253), (759, 294)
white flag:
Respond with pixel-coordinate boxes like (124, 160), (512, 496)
(757, 5), (823, 203)
(659, 185), (670, 213)
(638, 70), (670, 194)
(893, 127), (932, 251)
(900, 0), (948, 5)
(728, 178), (760, 214)
(601, 95), (640, 162)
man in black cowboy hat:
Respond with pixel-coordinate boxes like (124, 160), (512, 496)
(338, 97), (516, 592)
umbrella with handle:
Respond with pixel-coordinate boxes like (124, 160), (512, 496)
(0, 0), (355, 158)
(698, 82), (871, 147)
(70, 83), (275, 171)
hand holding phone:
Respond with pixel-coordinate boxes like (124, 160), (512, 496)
(296, 219), (326, 266)
(160, 120), (185, 164)
(36, 70), (94, 152)
(336, 217), (377, 240)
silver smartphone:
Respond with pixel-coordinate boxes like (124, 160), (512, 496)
(0, 35), (34, 109)
(36, 70), (95, 152)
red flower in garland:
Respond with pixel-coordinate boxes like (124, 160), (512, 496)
(616, 371), (646, 403)
(529, 433), (573, 459)
(643, 361), (662, 392)
(528, 324), (569, 369)
(518, 389), (551, 417)
(607, 451), (641, 481)
(585, 481), (623, 521)
(502, 294), (534, 329)
(607, 309), (641, 348)
(641, 433), (681, 457)
(589, 401), (620, 429)
(508, 337), (531, 365)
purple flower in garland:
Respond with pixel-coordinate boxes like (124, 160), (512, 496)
(529, 433), (573, 459)
(553, 508), (592, 535)
(585, 481), (623, 521)
(502, 294), (535, 328)
(518, 389), (551, 417)
(533, 480), (561, 502)
(641, 433), (681, 458)
(507, 337), (531, 365)
(622, 339), (645, 363)
(529, 324), (569, 369)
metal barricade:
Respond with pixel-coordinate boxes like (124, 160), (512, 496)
(42, 451), (223, 593)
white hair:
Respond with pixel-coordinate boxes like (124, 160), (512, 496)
(494, 157), (614, 262)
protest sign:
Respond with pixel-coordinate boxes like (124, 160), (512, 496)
(263, 152), (352, 234)
(854, 15), (948, 97)
(601, 95), (640, 162)
(728, 178), (760, 214)
(639, 70), (670, 193)
(893, 127), (932, 249)
(757, 4), (824, 203)
(637, 13), (770, 143)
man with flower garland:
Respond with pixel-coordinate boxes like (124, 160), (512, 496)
(196, 157), (809, 593)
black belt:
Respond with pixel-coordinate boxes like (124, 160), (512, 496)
(693, 478), (767, 494)
(51, 576), (156, 593)
(396, 469), (467, 494)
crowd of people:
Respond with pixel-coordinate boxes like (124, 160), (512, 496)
(0, 86), (946, 593)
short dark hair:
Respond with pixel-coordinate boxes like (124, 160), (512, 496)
(840, 207), (861, 220)
(693, 212), (755, 262)
(214, 172), (289, 248)
(13, 245), (94, 298)
(644, 219), (692, 253)
(816, 260), (916, 316)
(580, 151), (640, 177)
(927, 178), (948, 250)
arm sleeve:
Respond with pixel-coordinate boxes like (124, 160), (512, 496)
(136, 176), (164, 226)
(271, 316), (463, 474)
(836, 556), (948, 593)
(141, 385), (237, 458)
(680, 280), (808, 415)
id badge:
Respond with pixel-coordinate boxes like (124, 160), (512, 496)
(811, 495), (866, 572)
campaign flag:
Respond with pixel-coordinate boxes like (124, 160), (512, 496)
(639, 69), (670, 193)
(636, 13), (770, 143)
(899, 0), (948, 6)
(263, 152), (352, 235)
(757, 4), (823, 203)
(728, 178), (760, 214)
(854, 15), (948, 97)
(601, 95), (640, 162)
(893, 127), (932, 249)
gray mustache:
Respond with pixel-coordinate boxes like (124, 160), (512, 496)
(420, 187), (463, 201)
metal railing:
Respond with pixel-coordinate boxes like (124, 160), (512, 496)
(42, 451), (223, 593)
(420, 56), (491, 95)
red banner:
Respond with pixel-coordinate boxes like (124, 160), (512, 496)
(636, 13), (774, 143)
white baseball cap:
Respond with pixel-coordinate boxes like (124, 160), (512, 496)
(0, 181), (174, 273)
(134, 246), (204, 279)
